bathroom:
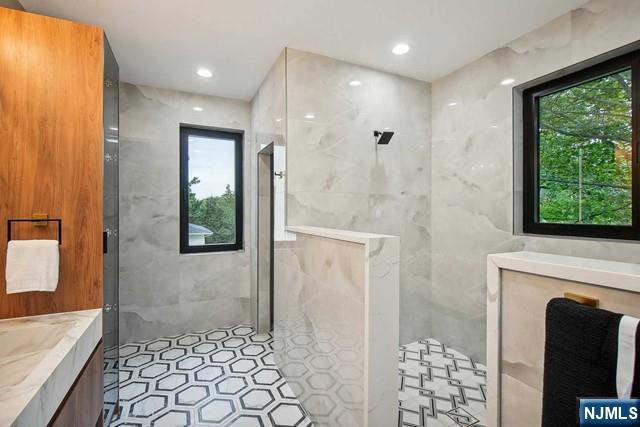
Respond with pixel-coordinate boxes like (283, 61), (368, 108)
(0, 0), (639, 426)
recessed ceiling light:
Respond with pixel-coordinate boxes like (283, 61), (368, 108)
(193, 106), (203, 112)
(196, 68), (213, 78)
(500, 78), (515, 86)
(349, 80), (361, 87)
(392, 43), (411, 55)
(275, 118), (282, 122)
(448, 102), (458, 107)
(304, 113), (315, 120)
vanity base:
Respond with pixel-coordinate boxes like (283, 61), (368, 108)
(49, 341), (103, 427)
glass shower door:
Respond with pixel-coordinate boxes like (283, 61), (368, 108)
(103, 35), (120, 425)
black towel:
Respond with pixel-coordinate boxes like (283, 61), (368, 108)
(542, 298), (632, 427)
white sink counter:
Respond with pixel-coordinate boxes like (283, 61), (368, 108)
(0, 309), (102, 427)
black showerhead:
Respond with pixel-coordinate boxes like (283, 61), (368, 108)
(374, 130), (394, 145)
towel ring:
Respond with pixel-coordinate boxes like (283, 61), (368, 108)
(7, 219), (62, 244)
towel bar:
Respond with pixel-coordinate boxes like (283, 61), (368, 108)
(7, 219), (62, 244)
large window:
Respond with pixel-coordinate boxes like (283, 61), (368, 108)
(523, 50), (639, 240)
(180, 126), (243, 253)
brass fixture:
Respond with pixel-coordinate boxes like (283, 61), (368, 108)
(564, 292), (599, 308)
(32, 213), (48, 227)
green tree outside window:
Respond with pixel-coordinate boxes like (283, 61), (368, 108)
(538, 68), (632, 225)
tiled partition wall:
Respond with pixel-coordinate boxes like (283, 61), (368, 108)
(284, 49), (431, 345)
(118, 84), (253, 342)
(274, 226), (399, 427)
(430, 0), (640, 361)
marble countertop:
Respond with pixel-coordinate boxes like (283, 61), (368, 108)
(285, 225), (396, 244)
(488, 251), (640, 293)
(0, 309), (102, 427)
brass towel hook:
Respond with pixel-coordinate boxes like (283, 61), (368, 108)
(564, 292), (599, 308)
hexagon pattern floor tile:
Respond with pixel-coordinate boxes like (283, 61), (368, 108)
(107, 328), (486, 427)
(108, 326), (313, 427)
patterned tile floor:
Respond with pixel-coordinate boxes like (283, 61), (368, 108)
(107, 325), (313, 427)
(399, 339), (487, 427)
(106, 328), (486, 427)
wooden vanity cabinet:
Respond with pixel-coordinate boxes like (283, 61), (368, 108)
(49, 341), (104, 427)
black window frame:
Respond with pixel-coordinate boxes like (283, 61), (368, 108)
(179, 125), (244, 253)
(522, 49), (640, 241)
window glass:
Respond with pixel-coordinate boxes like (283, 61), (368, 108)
(180, 127), (243, 253)
(188, 135), (237, 245)
(537, 69), (633, 226)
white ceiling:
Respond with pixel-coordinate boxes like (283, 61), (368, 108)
(21, 0), (587, 100)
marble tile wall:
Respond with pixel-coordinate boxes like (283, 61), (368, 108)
(118, 0), (640, 362)
(118, 83), (252, 343)
(285, 49), (431, 345)
(273, 227), (399, 427)
(430, 0), (640, 362)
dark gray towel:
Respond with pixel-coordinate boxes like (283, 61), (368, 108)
(542, 298), (622, 427)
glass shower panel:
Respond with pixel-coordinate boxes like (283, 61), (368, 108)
(256, 143), (274, 334)
(103, 35), (120, 425)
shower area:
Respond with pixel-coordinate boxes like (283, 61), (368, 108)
(251, 48), (487, 427)
(110, 47), (486, 427)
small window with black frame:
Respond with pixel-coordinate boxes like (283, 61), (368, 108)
(179, 125), (244, 253)
(522, 49), (639, 240)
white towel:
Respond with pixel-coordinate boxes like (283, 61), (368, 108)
(617, 315), (640, 398)
(5, 240), (59, 293)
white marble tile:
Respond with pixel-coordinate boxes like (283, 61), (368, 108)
(274, 226), (399, 427)
(284, 49), (432, 346)
(0, 309), (102, 427)
(430, 0), (640, 362)
(119, 83), (253, 343)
